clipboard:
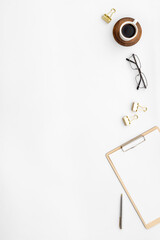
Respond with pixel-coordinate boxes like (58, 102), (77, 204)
(106, 126), (160, 229)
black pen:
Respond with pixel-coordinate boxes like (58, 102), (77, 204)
(119, 194), (123, 229)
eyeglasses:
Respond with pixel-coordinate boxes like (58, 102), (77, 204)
(126, 54), (148, 90)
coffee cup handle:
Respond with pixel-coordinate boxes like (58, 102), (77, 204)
(133, 19), (138, 25)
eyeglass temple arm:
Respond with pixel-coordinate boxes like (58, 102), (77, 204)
(126, 58), (137, 65)
(137, 73), (147, 89)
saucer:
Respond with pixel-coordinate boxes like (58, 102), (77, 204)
(113, 17), (142, 47)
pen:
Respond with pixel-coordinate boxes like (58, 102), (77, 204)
(119, 194), (123, 229)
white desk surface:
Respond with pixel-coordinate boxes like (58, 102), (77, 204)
(0, 0), (160, 239)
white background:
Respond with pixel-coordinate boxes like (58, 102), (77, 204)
(0, 0), (160, 239)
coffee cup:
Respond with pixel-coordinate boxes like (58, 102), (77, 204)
(119, 20), (138, 41)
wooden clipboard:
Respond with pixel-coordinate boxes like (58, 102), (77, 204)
(106, 126), (160, 229)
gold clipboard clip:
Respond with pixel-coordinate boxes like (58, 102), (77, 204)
(121, 135), (146, 152)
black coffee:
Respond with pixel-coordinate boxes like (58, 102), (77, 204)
(122, 24), (136, 38)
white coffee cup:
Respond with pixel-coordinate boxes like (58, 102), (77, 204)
(119, 20), (138, 41)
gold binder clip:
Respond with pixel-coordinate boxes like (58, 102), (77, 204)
(132, 102), (147, 112)
(102, 8), (116, 23)
(123, 114), (138, 126)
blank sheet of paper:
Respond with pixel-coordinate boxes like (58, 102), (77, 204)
(110, 129), (160, 224)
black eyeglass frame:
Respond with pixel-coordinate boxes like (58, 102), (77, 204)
(126, 54), (147, 90)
